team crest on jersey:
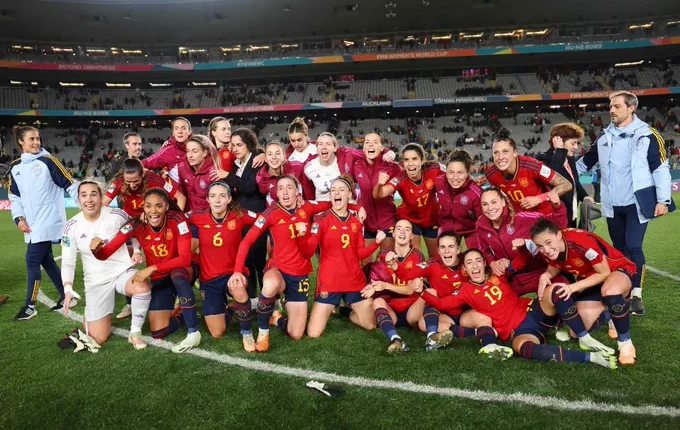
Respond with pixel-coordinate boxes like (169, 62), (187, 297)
(351, 223), (359, 233)
(106, 225), (116, 235)
(490, 276), (500, 286)
(320, 292), (329, 299)
(425, 179), (434, 190)
(344, 163), (349, 172)
(33, 163), (42, 176)
(506, 225), (515, 235)
(299, 210), (307, 219)
(460, 195), (468, 205)
(222, 151), (230, 159)
(406, 261), (413, 269)
(199, 180), (207, 189)
(573, 258), (584, 267)
(166, 230), (174, 240)
(227, 220), (237, 231)
(519, 178), (529, 188)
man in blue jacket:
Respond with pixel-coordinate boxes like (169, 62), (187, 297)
(577, 91), (673, 317)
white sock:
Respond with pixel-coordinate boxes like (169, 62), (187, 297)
(617, 339), (632, 349)
(130, 293), (151, 334)
(631, 287), (642, 299)
(259, 328), (270, 335)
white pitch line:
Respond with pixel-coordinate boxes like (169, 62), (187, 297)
(646, 266), (680, 282)
(38, 291), (680, 419)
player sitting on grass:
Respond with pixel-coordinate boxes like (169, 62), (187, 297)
(413, 248), (617, 369)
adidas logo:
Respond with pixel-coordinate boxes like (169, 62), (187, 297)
(357, 174), (363, 178)
(80, 234), (87, 239)
(330, 225), (338, 230)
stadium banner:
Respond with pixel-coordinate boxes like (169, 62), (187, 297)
(0, 200), (10, 210)
(1, 87), (678, 117)
(0, 37), (678, 73)
(672, 181), (680, 193)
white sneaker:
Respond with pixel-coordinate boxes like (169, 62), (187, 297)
(579, 333), (614, 355)
(555, 324), (570, 342)
(128, 332), (147, 350)
(171, 331), (201, 353)
(116, 304), (132, 320)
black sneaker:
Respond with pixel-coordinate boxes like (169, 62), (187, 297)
(15, 306), (38, 321)
(630, 297), (645, 316)
(51, 298), (64, 312)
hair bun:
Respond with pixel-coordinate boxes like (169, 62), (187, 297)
(496, 128), (511, 139)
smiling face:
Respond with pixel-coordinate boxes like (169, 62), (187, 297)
(289, 131), (307, 152)
(393, 219), (413, 247)
(317, 135), (337, 163)
(266, 143), (285, 170)
(78, 183), (102, 218)
(231, 135), (250, 161)
(363, 133), (383, 162)
(402, 149), (424, 180)
(211, 120), (231, 149)
(446, 161), (469, 189)
(172, 119), (191, 144)
(123, 171), (144, 191)
(437, 235), (459, 267)
(532, 230), (566, 261)
(208, 184), (231, 218)
(330, 179), (351, 211)
(18, 130), (41, 154)
(144, 194), (169, 228)
(492, 140), (517, 173)
(276, 177), (299, 209)
(481, 190), (506, 224)
(463, 250), (486, 283)
(186, 140), (207, 168)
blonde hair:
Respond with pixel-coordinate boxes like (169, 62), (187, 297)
(208, 116), (230, 146)
(287, 117), (308, 136)
(187, 134), (220, 170)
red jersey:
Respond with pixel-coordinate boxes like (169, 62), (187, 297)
(256, 162), (304, 207)
(95, 211), (192, 280)
(302, 210), (379, 294)
(389, 162), (443, 228)
(105, 171), (177, 217)
(218, 147), (235, 173)
(234, 200), (340, 277)
(486, 155), (559, 217)
(421, 276), (531, 341)
(367, 248), (425, 312)
(189, 208), (257, 281)
(545, 229), (636, 280)
(435, 176), (483, 238)
(353, 157), (402, 233)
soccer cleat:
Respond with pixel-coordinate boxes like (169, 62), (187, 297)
(425, 330), (453, 352)
(255, 332), (270, 352)
(171, 331), (201, 354)
(128, 332), (147, 350)
(171, 303), (182, 318)
(479, 344), (514, 361)
(387, 338), (409, 355)
(242, 333), (256, 353)
(618, 342), (636, 366)
(0, 295), (9, 305)
(589, 351), (618, 369)
(555, 324), (570, 342)
(51, 297), (78, 312)
(607, 320), (618, 340)
(269, 310), (283, 327)
(116, 304), (132, 320)
(14, 306), (37, 321)
(578, 334), (615, 356)
(630, 297), (645, 316)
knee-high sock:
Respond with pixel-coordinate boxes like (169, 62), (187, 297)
(476, 326), (497, 347)
(602, 295), (631, 342)
(257, 294), (276, 332)
(233, 299), (253, 335)
(519, 342), (588, 363)
(375, 307), (398, 341)
(151, 315), (185, 339)
(276, 316), (290, 336)
(422, 305), (440, 337)
(451, 325), (476, 339)
(41, 245), (64, 299)
(172, 269), (198, 333)
(130, 292), (151, 334)
(551, 288), (587, 338)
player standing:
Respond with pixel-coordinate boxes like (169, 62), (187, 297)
(208, 116), (236, 173)
(142, 117), (192, 190)
(286, 117), (317, 163)
(257, 141), (304, 207)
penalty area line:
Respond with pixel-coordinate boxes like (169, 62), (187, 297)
(37, 295), (680, 419)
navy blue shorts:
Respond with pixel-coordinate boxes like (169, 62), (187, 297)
(412, 223), (438, 239)
(190, 224), (199, 239)
(364, 227), (394, 240)
(149, 275), (176, 312)
(315, 291), (364, 306)
(199, 274), (232, 316)
(395, 309), (410, 328)
(282, 271), (310, 303)
(573, 285), (603, 302)
(511, 300), (556, 343)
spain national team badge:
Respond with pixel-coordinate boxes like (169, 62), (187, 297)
(351, 223), (359, 232)
(199, 179), (207, 189)
(519, 178), (529, 188)
(406, 261), (413, 269)
(299, 210), (307, 219)
(222, 151), (230, 159)
(425, 179), (434, 189)
(506, 225), (515, 235)
(490, 276), (500, 286)
(166, 230), (173, 240)
(460, 195), (468, 205)
(227, 220), (236, 231)
(573, 258), (584, 267)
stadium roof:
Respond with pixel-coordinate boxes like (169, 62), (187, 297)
(0, 0), (676, 45)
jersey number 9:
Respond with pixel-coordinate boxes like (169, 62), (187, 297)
(341, 233), (350, 249)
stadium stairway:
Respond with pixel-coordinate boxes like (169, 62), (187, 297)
(325, 88), (336, 103)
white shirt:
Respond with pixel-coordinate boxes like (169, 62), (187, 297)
(234, 153), (252, 178)
(303, 157), (341, 202)
(61, 206), (134, 290)
(289, 144), (317, 163)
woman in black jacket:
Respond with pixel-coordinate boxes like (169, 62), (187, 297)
(213, 128), (267, 301)
(536, 123), (594, 227)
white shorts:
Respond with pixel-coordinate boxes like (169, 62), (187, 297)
(84, 268), (137, 323)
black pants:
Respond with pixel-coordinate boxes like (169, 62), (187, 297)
(243, 225), (266, 299)
(593, 183), (601, 203)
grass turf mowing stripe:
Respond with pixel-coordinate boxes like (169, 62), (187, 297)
(37, 288), (680, 419)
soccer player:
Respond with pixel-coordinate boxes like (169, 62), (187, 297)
(485, 131), (572, 228)
(286, 117), (317, 163)
(413, 249), (617, 369)
(301, 176), (383, 338)
(373, 143), (443, 259)
(353, 132), (402, 263)
(527, 219), (637, 365)
(436, 149), (483, 249)
(177, 135), (221, 213)
(94, 188), (200, 353)
(228, 176), (363, 351)
(142, 117), (193, 190)
(362, 219), (453, 353)
(257, 141), (304, 207)
(9, 126), (79, 321)
(188, 182), (259, 351)
(62, 180), (151, 350)
(208, 116), (235, 173)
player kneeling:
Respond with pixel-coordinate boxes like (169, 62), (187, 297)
(62, 180), (151, 350)
(415, 249), (617, 368)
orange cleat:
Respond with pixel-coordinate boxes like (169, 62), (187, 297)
(269, 310), (282, 327)
(242, 334), (256, 353)
(618, 342), (636, 366)
(171, 302), (182, 318)
(255, 332), (270, 352)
